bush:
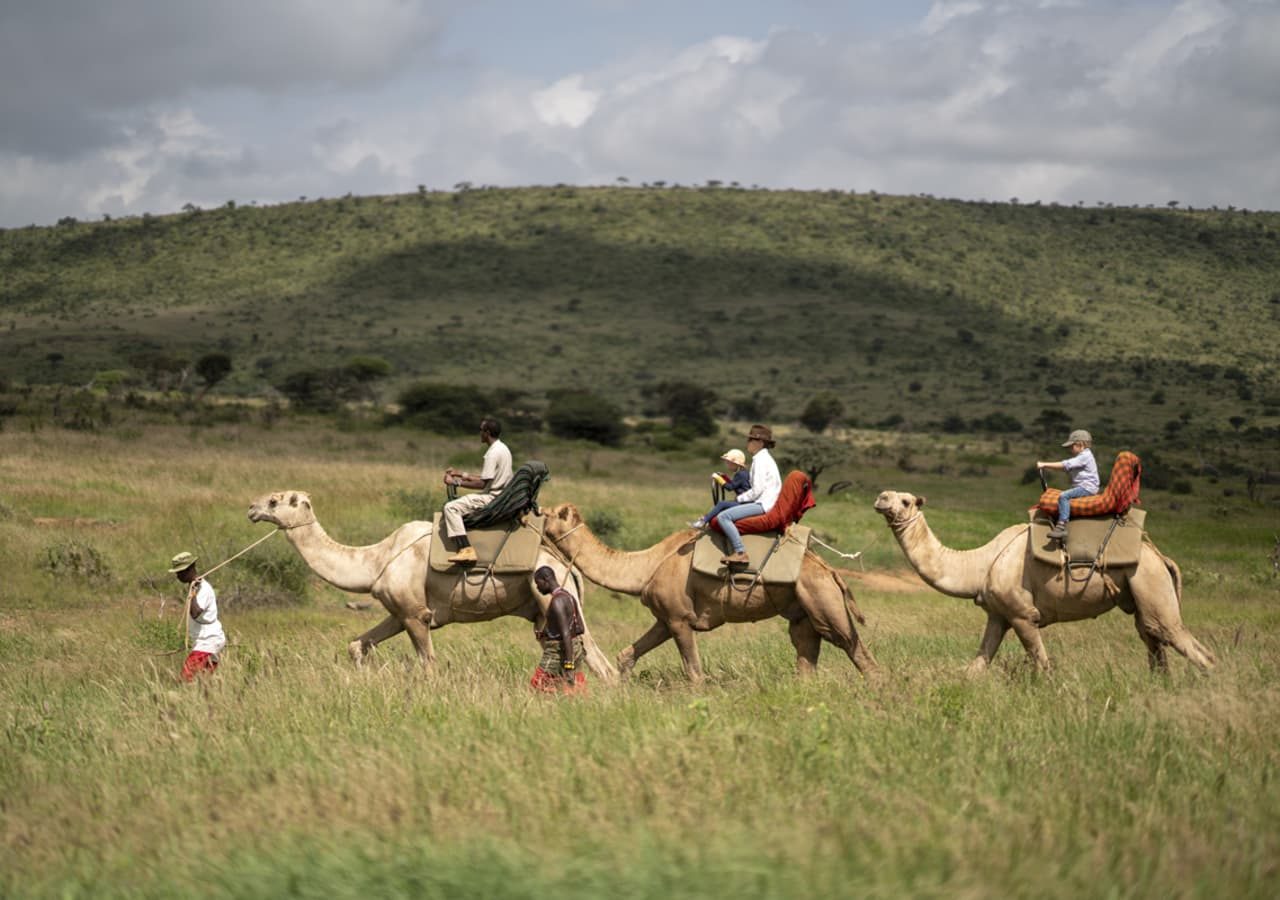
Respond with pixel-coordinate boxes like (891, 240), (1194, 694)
(586, 509), (623, 541)
(973, 411), (1023, 433)
(40, 540), (111, 582)
(388, 486), (441, 521)
(217, 544), (313, 608)
(642, 381), (717, 437)
(397, 382), (492, 433)
(546, 391), (625, 445)
(799, 393), (845, 433)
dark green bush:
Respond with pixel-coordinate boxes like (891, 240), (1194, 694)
(799, 393), (845, 433)
(40, 540), (111, 582)
(397, 382), (493, 433)
(546, 391), (625, 445)
(586, 509), (623, 541)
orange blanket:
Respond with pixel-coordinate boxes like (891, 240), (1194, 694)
(1034, 450), (1142, 518)
(710, 470), (816, 536)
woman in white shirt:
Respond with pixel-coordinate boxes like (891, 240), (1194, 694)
(714, 424), (782, 565)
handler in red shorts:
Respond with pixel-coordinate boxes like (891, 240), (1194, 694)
(530, 566), (587, 695)
(168, 552), (226, 681)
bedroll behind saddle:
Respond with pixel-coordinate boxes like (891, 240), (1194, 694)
(460, 460), (550, 529)
(707, 470), (816, 536)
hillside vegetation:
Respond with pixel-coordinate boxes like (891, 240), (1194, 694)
(2, 187), (1279, 447)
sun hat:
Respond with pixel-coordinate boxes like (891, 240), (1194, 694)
(746, 424), (775, 447)
(1062, 429), (1092, 446)
(720, 449), (746, 467)
(167, 551), (198, 573)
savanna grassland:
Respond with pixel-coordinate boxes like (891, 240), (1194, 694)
(3, 186), (1280, 445)
(2, 413), (1278, 899)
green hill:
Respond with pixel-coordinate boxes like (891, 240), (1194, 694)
(2, 186), (1278, 443)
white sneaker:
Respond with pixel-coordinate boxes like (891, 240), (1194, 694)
(688, 519), (706, 529)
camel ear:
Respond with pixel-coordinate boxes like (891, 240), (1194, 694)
(916, 496), (927, 508)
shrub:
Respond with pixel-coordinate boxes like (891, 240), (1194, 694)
(642, 381), (717, 437)
(546, 391), (625, 445)
(397, 382), (492, 433)
(40, 540), (111, 582)
(799, 393), (845, 433)
(586, 509), (623, 541)
(389, 486), (441, 521)
(973, 411), (1023, 433)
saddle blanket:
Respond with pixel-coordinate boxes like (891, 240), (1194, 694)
(428, 512), (546, 573)
(1028, 508), (1147, 567)
(691, 525), (811, 584)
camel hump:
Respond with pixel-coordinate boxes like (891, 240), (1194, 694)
(1028, 507), (1147, 567)
(428, 513), (547, 573)
(690, 526), (811, 583)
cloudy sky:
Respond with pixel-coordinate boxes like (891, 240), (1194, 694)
(2, 0), (1277, 227)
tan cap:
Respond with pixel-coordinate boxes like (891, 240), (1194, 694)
(167, 551), (198, 573)
(1062, 429), (1092, 446)
(720, 449), (746, 467)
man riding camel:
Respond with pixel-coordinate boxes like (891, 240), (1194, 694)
(442, 417), (513, 564)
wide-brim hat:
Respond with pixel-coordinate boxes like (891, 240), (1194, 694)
(720, 449), (746, 467)
(167, 551), (198, 573)
(746, 424), (775, 446)
(1062, 429), (1092, 446)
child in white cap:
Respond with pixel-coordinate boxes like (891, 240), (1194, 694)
(1037, 429), (1100, 539)
(688, 448), (752, 529)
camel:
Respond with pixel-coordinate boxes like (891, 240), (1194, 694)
(541, 502), (878, 682)
(247, 490), (616, 680)
(873, 490), (1215, 674)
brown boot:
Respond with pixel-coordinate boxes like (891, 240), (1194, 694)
(448, 545), (478, 565)
(720, 550), (750, 566)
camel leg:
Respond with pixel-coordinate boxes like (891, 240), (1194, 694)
(668, 619), (705, 683)
(789, 617), (821, 676)
(617, 620), (672, 679)
(348, 615), (406, 667)
(1130, 553), (1216, 672)
(402, 617), (437, 671)
(1133, 611), (1168, 672)
(1009, 616), (1052, 672)
(793, 566), (878, 678)
(965, 613), (1010, 676)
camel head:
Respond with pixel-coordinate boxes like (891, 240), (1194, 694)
(873, 490), (926, 527)
(543, 502), (586, 541)
(248, 490), (316, 529)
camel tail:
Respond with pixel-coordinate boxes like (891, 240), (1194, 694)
(1146, 536), (1183, 608)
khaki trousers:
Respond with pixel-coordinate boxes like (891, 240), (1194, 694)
(442, 492), (498, 538)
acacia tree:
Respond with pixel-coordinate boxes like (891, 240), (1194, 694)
(195, 352), (232, 398)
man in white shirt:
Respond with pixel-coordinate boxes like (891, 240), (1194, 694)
(168, 551), (227, 681)
(715, 424), (782, 566)
(442, 417), (514, 564)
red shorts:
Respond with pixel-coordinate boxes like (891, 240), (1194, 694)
(181, 651), (219, 681)
(529, 667), (587, 696)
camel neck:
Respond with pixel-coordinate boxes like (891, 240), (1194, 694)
(282, 520), (385, 593)
(891, 515), (1021, 599)
(556, 527), (690, 595)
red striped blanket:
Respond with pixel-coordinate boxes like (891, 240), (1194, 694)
(1035, 450), (1142, 518)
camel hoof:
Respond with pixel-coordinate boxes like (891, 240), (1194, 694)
(347, 640), (366, 667)
(617, 649), (636, 679)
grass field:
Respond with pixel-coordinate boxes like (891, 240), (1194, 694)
(2, 417), (1278, 898)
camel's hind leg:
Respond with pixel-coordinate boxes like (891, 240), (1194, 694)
(965, 613), (1011, 676)
(348, 615), (406, 667)
(795, 563), (878, 678)
(1131, 550), (1216, 672)
(1133, 611), (1168, 672)
(788, 617), (821, 676)
(617, 620), (672, 679)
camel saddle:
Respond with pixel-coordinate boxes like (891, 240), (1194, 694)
(428, 512), (546, 573)
(1028, 507), (1147, 568)
(691, 525), (812, 584)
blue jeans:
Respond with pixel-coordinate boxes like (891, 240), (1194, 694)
(1057, 486), (1095, 524)
(716, 503), (765, 553)
(701, 499), (741, 523)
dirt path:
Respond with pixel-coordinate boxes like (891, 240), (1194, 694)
(837, 568), (927, 593)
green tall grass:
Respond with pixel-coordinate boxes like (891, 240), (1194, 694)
(2, 421), (1278, 898)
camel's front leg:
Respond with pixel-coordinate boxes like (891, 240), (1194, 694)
(1009, 615), (1051, 672)
(668, 619), (705, 683)
(965, 613), (1010, 676)
(402, 616), (437, 671)
(348, 615), (406, 667)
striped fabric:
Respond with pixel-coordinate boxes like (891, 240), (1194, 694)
(1035, 451), (1142, 518)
